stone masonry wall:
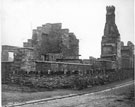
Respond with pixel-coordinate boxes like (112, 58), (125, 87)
(121, 41), (134, 69)
(23, 23), (79, 61)
(101, 6), (121, 69)
(1, 45), (20, 62)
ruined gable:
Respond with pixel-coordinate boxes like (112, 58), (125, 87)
(23, 23), (79, 61)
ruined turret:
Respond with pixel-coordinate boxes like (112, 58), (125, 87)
(104, 6), (120, 37)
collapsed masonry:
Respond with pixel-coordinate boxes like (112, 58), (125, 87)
(23, 23), (79, 61)
(2, 23), (80, 72)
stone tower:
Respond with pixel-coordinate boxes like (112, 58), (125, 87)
(101, 6), (121, 68)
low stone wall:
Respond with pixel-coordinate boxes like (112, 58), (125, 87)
(35, 61), (92, 75)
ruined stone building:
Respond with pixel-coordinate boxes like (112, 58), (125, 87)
(23, 23), (79, 61)
(2, 23), (79, 72)
(101, 5), (134, 69)
(101, 6), (121, 68)
(2, 45), (20, 62)
(121, 41), (134, 69)
(1, 6), (134, 74)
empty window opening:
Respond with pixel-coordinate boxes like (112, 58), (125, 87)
(8, 52), (14, 61)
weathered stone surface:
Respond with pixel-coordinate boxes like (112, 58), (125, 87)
(16, 48), (35, 72)
(1, 62), (13, 83)
(101, 6), (121, 69)
(24, 23), (79, 61)
(121, 41), (134, 69)
(1, 45), (20, 62)
(104, 6), (120, 36)
(82, 57), (97, 64)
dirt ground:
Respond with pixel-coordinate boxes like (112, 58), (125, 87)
(2, 84), (78, 105)
(2, 79), (134, 107)
(96, 85), (135, 107)
(4, 83), (133, 107)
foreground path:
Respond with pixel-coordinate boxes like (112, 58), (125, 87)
(4, 80), (134, 107)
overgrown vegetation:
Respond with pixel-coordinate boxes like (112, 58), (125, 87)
(8, 69), (133, 90)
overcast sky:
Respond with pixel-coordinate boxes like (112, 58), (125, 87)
(1, 0), (134, 59)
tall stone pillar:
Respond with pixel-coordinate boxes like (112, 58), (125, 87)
(101, 6), (121, 69)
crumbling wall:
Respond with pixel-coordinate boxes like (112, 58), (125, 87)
(23, 23), (79, 61)
(1, 45), (20, 61)
(121, 42), (134, 69)
(1, 62), (13, 83)
(13, 48), (35, 72)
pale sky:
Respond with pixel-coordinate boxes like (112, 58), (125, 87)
(1, 0), (134, 59)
